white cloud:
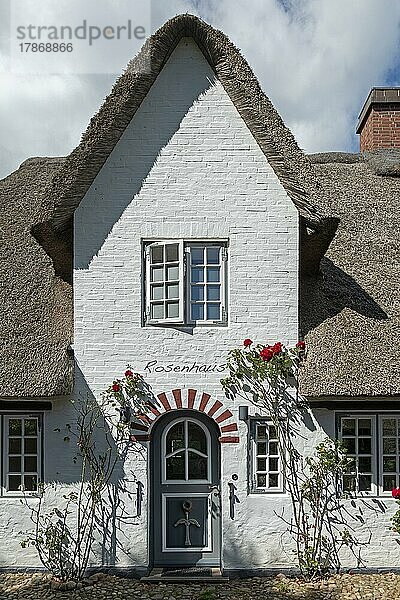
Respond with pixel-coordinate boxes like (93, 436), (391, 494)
(1, 0), (400, 178)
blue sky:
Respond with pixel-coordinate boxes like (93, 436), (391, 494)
(1, 0), (400, 178)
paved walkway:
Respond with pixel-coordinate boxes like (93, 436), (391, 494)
(1, 572), (400, 599)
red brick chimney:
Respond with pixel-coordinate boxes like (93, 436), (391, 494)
(357, 87), (400, 152)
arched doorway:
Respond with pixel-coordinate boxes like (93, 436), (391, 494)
(150, 409), (221, 567)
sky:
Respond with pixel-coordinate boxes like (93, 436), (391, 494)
(1, 0), (400, 179)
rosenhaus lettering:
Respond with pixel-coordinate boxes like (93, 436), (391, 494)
(144, 360), (227, 374)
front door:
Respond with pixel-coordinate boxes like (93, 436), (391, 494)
(151, 410), (221, 567)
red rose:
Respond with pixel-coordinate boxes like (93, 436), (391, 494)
(260, 347), (274, 362)
(244, 339), (253, 347)
(125, 370), (133, 378)
(392, 488), (400, 499)
(296, 341), (306, 351)
(272, 342), (282, 355)
(112, 383), (121, 393)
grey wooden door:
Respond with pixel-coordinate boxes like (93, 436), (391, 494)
(151, 410), (221, 567)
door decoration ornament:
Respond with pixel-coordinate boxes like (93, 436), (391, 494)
(173, 500), (201, 547)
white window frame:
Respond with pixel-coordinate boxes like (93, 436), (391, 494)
(379, 415), (400, 496)
(161, 417), (211, 485)
(1, 413), (43, 497)
(249, 419), (284, 494)
(144, 240), (228, 326)
(145, 240), (185, 325)
(337, 414), (377, 497)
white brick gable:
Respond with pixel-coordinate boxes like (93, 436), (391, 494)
(74, 38), (299, 394)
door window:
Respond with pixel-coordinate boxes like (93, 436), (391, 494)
(164, 419), (209, 482)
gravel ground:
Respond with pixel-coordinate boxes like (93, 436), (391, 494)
(1, 572), (400, 600)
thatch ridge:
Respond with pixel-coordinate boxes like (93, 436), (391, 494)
(43, 14), (330, 236)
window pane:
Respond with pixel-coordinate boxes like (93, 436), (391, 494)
(8, 475), (21, 491)
(342, 438), (356, 454)
(269, 441), (278, 455)
(191, 303), (204, 321)
(167, 284), (179, 300)
(383, 474), (397, 491)
(9, 419), (22, 436)
(207, 267), (220, 283)
(166, 423), (184, 454)
(359, 475), (372, 492)
(207, 247), (220, 264)
(268, 474), (279, 488)
(257, 425), (267, 439)
(191, 247), (204, 265)
(191, 267), (204, 283)
(383, 419), (397, 436)
(151, 285), (164, 300)
(166, 302), (179, 319)
(358, 438), (371, 454)
(269, 458), (279, 472)
(151, 266), (164, 282)
(257, 442), (267, 455)
(342, 419), (356, 436)
(383, 457), (397, 472)
(207, 304), (220, 321)
(151, 303), (164, 320)
(188, 422), (207, 454)
(188, 451), (207, 480)
(166, 265), (179, 281)
(383, 438), (397, 453)
(24, 419), (37, 436)
(343, 474), (356, 492)
(9, 438), (21, 454)
(358, 419), (371, 436)
(24, 456), (37, 473)
(166, 244), (178, 262)
(207, 285), (220, 301)
(24, 475), (37, 492)
(24, 438), (37, 454)
(151, 245), (163, 264)
(257, 457), (267, 471)
(9, 456), (21, 472)
(358, 457), (371, 472)
(269, 426), (277, 440)
(166, 453), (185, 480)
(191, 286), (204, 301)
(257, 474), (266, 488)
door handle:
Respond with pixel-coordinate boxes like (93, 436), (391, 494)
(208, 485), (220, 495)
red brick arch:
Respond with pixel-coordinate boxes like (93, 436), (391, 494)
(130, 388), (239, 444)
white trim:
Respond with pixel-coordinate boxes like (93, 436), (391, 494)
(378, 414), (400, 496)
(161, 417), (211, 485)
(145, 240), (184, 325)
(2, 414), (42, 497)
(338, 414), (377, 497)
(250, 418), (284, 494)
(161, 492), (212, 553)
(144, 239), (228, 327)
(186, 243), (227, 326)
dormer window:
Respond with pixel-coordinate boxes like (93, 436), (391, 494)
(144, 240), (228, 326)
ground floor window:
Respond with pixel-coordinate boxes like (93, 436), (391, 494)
(1, 414), (42, 495)
(338, 413), (400, 496)
(250, 419), (283, 493)
(380, 415), (400, 492)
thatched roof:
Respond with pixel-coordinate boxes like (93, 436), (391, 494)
(0, 157), (73, 397)
(36, 14), (337, 275)
(299, 153), (400, 397)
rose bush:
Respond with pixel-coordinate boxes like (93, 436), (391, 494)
(103, 367), (154, 424)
